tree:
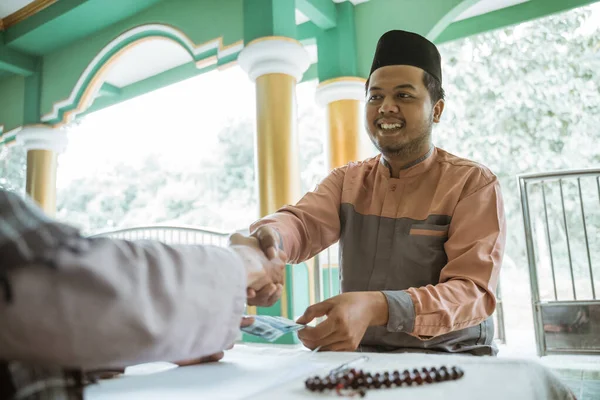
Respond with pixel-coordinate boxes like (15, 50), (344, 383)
(437, 5), (600, 281)
(0, 143), (26, 194)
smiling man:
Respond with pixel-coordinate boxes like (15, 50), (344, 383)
(249, 30), (506, 355)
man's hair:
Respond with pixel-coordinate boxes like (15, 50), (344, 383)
(422, 70), (445, 103)
(364, 70), (445, 104)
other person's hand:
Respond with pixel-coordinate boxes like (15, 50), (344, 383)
(228, 233), (286, 306)
(175, 316), (255, 366)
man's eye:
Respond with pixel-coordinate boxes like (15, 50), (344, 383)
(397, 93), (411, 99)
(368, 95), (381, 101)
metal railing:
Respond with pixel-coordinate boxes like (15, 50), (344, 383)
(90, 225), (230, 246)
(519, 168), (600, 355)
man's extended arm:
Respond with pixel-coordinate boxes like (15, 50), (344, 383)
(250, 167), (345, 264)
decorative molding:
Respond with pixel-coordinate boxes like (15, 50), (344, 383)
(195, 55), (217, 69)
(315, 76), (366, 105)
(1, 0), (57, 30)
(238, 37), (310, 82)
(332, 0), (370, 4)
(245, 35), (301, 47)
(40, 24), (244, 126)
(16, 125), (68, 153)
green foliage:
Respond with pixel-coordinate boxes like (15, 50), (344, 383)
(0, 144), (26, 194)
(436, 5), (600, 287)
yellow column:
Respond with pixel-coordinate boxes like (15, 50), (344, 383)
(239, 37), (310, 318)
(255, 72), (300, 216)
(327, 99), (361, 169)
(17, 126), (68, 216)
(316, 77), (366, 170)
(26, 150), (58, 215)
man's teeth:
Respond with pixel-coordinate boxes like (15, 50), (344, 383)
(380, 123), (403, 130)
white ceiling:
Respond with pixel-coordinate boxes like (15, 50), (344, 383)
(455, 0), (530, 21)
(103, 38), (193, 88)
(0, 0), (35, 19)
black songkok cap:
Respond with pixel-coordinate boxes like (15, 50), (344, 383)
(369, 30), (442, 84)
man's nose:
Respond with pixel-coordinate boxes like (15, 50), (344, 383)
(378, 97), (399, 114)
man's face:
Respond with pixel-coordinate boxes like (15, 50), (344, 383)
(365, 65), (443, 159)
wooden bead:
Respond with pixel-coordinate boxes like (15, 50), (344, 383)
(424, 371), (434, 383)
(438, 370), (448, 381)
(414, 373), (424, 385)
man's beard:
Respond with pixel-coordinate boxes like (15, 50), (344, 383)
(371, 119), (433, 159)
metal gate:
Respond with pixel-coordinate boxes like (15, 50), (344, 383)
(518, 169), (600, 356)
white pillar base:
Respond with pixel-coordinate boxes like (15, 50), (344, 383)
(16, 125), (68, 153)
(315, 77), (366, 106)
(238, 37), (310, 82)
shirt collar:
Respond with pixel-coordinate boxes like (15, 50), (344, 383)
(377, 146), (437, 179)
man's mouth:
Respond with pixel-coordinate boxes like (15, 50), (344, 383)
(376, 121), (405, 132)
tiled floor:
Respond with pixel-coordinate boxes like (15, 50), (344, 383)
(553, 369), (600, 400)
(496, 333), (600, 400)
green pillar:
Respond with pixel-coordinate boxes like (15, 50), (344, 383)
(243, 0), (297, 43)
(316, 1), (358, 82)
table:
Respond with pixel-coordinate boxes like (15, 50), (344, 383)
(85, 344), (575, 399)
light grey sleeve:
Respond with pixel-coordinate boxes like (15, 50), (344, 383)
(0, 238), (247, 369)
(381, 290), (415, 333)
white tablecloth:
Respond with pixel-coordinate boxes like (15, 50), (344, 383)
(85, 344), (575, 400)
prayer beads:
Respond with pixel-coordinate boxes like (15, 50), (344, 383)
(304, 366), (464, 397)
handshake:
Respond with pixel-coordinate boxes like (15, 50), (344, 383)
(228, 226), (287, 307)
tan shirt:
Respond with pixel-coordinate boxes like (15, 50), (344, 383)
(0, 239), (247, 369)
(251, 147), (506, 355)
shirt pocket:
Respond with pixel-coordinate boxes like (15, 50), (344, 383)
(406, 223), (449, 285)
(409, 223), (449, 239)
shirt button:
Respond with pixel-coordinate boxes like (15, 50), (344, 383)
(390, 184), (397, 191)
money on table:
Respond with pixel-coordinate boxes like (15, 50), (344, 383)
(241, 315), (306, 342)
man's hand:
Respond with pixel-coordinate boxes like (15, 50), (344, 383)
(175, 317), (255, 366)
(247, 226), (287, 306)
(296, 292), (389, 352)
(250, 226), (284, 262)
(228, 233), (286, 307)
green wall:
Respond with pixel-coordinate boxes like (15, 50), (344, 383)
(0, 76), (25, 138)
(40, 0), (244, 120)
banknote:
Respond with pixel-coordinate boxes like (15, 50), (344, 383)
(241, 315), (306, 342)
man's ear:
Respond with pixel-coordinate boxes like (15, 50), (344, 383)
(433, 99), (445, 123)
